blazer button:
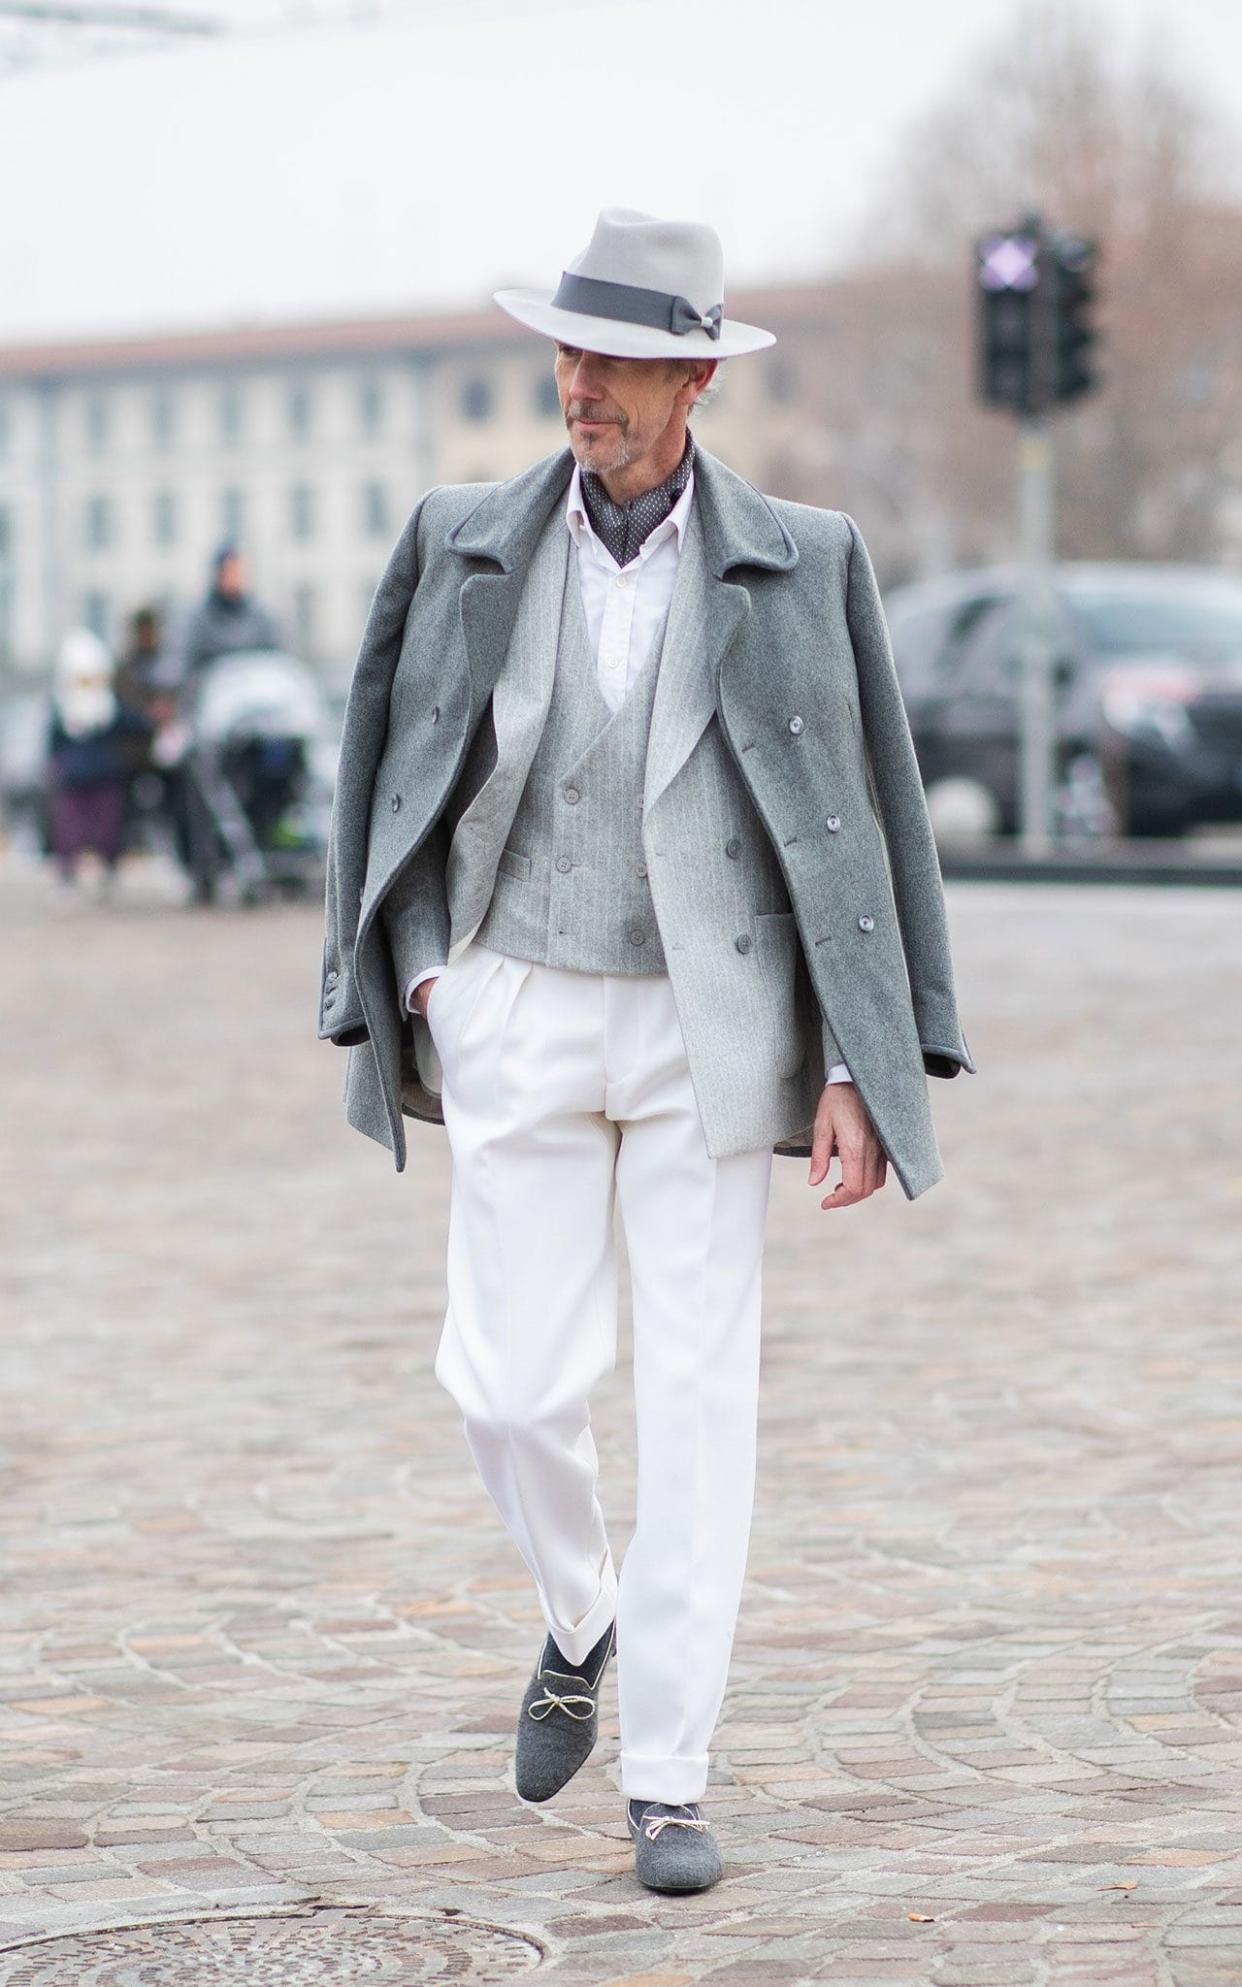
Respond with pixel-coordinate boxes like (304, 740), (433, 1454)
(556, 856), (572, 873)
(390, 793), (401, 812)
(858, 914), (875, 931)
(725, 836), (741, 859)
(563, 785), (580, 804)
(735, 932), (753, 954)
(628, 925), (646, 946)
(826, 815), (841, 832)
(789, 715), (804, 734)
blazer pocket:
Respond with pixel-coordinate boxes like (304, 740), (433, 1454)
(497, 845), (531, 881)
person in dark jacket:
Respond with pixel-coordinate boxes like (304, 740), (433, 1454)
(44, 627), (151, 889)
(180, 542), (281, 679)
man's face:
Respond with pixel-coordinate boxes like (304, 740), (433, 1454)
(217, 553), (246, 596)
(553, 343), (706, 474)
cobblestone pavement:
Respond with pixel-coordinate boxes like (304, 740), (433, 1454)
(4, 852), (1242, 1986)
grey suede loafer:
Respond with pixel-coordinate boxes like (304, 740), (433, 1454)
(626, 1797), (724, 1892)
(514, 1620), (616, 1803)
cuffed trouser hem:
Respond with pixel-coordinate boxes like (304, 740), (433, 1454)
(619, 1750), (710, 1804)
(544, 1554), (618, 1668)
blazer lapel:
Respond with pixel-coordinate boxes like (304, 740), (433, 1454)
(643, 501), (740, 822)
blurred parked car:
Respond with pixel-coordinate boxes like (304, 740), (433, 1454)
(884, 562), (1242, 838)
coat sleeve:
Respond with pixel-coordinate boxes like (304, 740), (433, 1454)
(317, 489), (436, 1047)
(842, 512), (976, 1080)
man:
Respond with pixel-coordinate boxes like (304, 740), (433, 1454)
(180, 541), (281, 680)
(318, 208), (975, 1894)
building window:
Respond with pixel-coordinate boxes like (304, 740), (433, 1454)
(361, 479), (389, 538)
(219, 385), (243, 444)
(85, 393), (110, 452)
(151, 390), (176, 448)
(152, 489), (177, 547)
(359, 376), (384, 436)
(220, 486), (244, 540)
(534, 372), (561, 419)
(292, 582), (315, 653)
(767, 357), (796, 404)
(461, 375), (493, 421)
(288, 381), (312, 439)
(289, 482), (314, 541)
(82, 591), (111, 642)
(84, 494), (113, 551)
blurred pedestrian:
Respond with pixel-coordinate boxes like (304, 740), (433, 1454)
(180, 542), (281, 680)
(44, 627), (150, 892)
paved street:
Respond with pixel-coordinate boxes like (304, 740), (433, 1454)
(3, 852), (1242, 1986)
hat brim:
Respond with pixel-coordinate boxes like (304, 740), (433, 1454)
(493, 287), (776, 359)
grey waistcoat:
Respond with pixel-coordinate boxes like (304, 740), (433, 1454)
(472, 524), (670, 975)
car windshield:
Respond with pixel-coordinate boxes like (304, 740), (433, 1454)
(1066, 583), (1242, 664)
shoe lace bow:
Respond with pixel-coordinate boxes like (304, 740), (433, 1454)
(527, 1681), (596, 1722)
(640, 1804), (710, 1840)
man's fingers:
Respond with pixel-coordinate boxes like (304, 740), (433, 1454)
(808, 1118), (836, 1187)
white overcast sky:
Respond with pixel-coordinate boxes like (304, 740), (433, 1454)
(1, 0), (1239, 343)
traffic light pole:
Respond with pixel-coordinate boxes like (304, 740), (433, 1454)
(1016, 413), (1057, 854)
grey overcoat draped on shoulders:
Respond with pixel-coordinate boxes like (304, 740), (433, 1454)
(317, 441), (975, 1201)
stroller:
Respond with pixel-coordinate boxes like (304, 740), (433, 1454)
(173, 649), (336, 904)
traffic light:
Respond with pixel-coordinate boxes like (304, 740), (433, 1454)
(975, 218), (1102, 415)
(1051, 231), (1099, 403)
(975, 226), (1041, 415)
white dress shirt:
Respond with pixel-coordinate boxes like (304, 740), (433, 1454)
(403, 462), (852, 1088)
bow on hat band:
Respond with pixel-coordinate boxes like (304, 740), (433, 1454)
(551, 270), (723, 340)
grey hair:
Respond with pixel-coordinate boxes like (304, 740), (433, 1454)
(688, 359), (725, 410)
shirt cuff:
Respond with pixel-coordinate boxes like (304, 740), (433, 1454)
(824, 1062), (853, 1084)
(404, 966), (445, 1013)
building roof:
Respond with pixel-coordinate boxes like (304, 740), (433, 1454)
(0, 283), (839, 381)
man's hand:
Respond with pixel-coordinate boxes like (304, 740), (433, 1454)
(809, 1082), (888, 1211)
(414, 977), (440, 1019)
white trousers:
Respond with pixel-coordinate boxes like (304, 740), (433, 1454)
(426, 937), (774, 1804)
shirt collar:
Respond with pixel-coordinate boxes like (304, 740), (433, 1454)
(565, 434), (696, 571)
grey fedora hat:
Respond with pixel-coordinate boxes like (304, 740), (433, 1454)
(494, 207), (776, 360)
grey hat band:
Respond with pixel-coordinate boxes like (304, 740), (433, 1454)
(551, 270), (723, 341)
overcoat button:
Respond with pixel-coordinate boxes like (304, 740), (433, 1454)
(789, 714), (804, 734)
(725, 836), (741, 858)
(556, 856), (571, 873)
(391, 793), (401, 811)
(628, 925), (646, 945)
(563, 785), (580, 804)
(735, 932), (752, 954)
(431, 705), (440, 723)
(826, 814), (841, 832)
(858, 914), (875, 931)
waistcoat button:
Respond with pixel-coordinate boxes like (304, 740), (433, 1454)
(636, 861), (648, 878)
(735, 932), (753, 954)
(628, 925), (646, 945)
(556, 856), (572, 873)
(563, 785), (580, 804)
(789, 714), (804, 734)
(826, 814), (841, 832)
(858, 914), (874, 931)
(725, 836), (741, 858)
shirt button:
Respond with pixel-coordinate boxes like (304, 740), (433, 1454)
(725, 836), (741, 859)
(735, 932), (753, 954)
(858, 914), (875, 931)
(606, 657), (620, 669)
(556, 856), (572, 873)
(628, 924), (646, 945)
(789, 715), (804, 735)
(563, 785), (580, 804)
(826, 815), (841, 832)
(617, 572), (632, 588)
